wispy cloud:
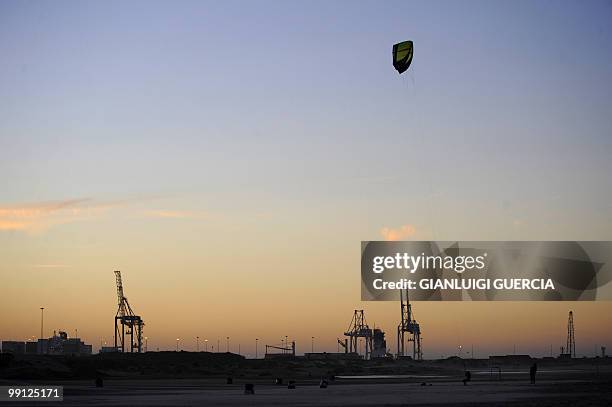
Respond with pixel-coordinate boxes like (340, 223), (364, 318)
(0, 198), (120, 234)
(380, 224), (417, 241)
(0, 197), (210, 234)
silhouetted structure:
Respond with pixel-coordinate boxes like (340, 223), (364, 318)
(566, 311), (575, 358)
(264, 341), (295, 358)
(2, 332), (91, 356)
(397, 289), (422, 360)
(114, 271), (144, 353)
(0, 341), (25, 354)
(344, 310), (373, 359)
(372, 328), (387, 358)
(337, 338), (347, 353)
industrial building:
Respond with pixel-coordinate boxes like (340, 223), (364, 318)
(0, 341), (26, 354)
(1, 331), (91, 356)
(372, 328), (388, 358)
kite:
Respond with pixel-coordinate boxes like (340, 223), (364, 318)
(392, 40), (413, 74)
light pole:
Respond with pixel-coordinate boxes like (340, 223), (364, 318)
(255, 338), (258, 359)
(197, 336), (199, 352)
(176, 338), (180, 352)
(145, 337), (148, 352)
(217, 339), (220, 353)
(40, 307), (44, 339)
(205, 339), (208, 352)
(226, 336), (229, 353)
(312, 336), (315, 353)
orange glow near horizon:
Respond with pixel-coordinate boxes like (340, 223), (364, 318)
(2, 228), (611, 358)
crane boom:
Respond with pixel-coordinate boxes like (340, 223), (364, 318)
(115, 270), (126, 317)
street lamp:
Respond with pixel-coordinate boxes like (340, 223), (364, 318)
(204, 339), (208, 352)
(196, 336), (199, 352)
(226, 336), (229, 353)
(145, 337), (148, 352)
(255, 338), (258, 359)
(176, 338), (180, 352)
(39, 307), (44, 340)
(312, 336), (315, 353)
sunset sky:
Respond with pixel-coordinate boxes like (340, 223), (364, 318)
(1, 0), (611, 358)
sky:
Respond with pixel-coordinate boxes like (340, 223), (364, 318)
(1, 0), (611, 357)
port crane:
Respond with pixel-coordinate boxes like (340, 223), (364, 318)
(344, 310), (373, 359)
(397, 289), (422, 360)
(114, 270), (144, 353)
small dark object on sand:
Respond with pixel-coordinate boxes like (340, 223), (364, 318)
(421, 382), (426, 386)
(275, 378), (283, 385)
(530, 363), (538, 384)
(95, 377), (103, 388)
(226, 377), (233, 384)
(244, 383), (255, 394)
(462, 371), (471, 386)
(288, 381), (296, 389)
(319, 379), (328, 388)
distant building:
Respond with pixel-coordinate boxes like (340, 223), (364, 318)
(100, 346), (119, 353)
(25, 341), (38, 354)
(2, 331), (92, 356)
(43, 331), (92, 356)
(371, 328), (387, 358)
(1, 341), (25, 354)
(37, 339), (48, 355)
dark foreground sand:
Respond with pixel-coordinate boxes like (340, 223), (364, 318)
(8, 377), (610, 407)
(3, 354), (611, 406)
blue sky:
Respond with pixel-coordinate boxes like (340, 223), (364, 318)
(1, 1), (611, 210)
(2, 1), (611, 229)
